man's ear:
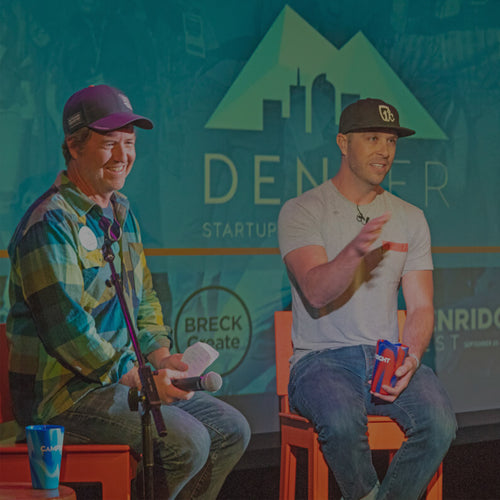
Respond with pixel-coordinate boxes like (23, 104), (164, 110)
(336, 133), (348, 156)
(66, 137), (79, 160)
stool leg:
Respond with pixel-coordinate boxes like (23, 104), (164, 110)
(309, 440), (329, 500)
(425, 463), (443, 500)
(280, 440), (297, 500)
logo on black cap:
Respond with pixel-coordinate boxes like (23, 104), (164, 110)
(378, 105), (395, 123)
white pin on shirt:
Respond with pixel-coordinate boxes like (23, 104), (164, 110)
(78, 226), (98, 251)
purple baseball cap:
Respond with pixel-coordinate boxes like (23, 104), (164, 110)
(62, 84), (153, 135)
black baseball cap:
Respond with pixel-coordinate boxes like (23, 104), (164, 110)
(63, 84), (153, 135)
(339, 98), (415, 137)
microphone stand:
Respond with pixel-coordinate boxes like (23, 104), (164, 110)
(101, 220), (166, 500)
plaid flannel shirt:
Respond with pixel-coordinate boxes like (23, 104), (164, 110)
(7, 171), (171, 425)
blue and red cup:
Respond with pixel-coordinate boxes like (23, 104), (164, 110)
(371, 339), (409, 395)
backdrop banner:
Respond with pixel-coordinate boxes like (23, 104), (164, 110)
(1, 1), (499, 426)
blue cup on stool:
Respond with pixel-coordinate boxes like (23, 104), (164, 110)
(25, 425), (65, 489)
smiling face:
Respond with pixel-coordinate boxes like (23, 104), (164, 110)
(67, 125), (136, 207)
(336, 130), (398, 193)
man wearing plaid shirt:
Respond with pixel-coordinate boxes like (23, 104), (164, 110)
(6, 84), (250, 499)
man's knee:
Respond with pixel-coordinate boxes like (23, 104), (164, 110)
(158, 425), (211, 476)
(316, 406), (368, 448)
(430, 409), (457, 451)
(414, 402), (457, 456)
(225, 410), (252, 453)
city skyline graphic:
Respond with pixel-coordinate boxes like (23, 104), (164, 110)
(205, 5), (447, 140)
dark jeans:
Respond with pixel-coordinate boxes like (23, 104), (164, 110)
(49, 385), (250, 499)
(289, 345), (457, 500)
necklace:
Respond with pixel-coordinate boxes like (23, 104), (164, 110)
(356, 205), (370, 225)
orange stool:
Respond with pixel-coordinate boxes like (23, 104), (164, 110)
(0, 324), (138, 500)
(274, 310), (443, 500)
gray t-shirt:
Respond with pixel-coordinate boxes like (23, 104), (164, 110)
(278, 180), (433, 365)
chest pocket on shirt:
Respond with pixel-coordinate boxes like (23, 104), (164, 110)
(79, 248), (105, 268)
(78, 246), (114, 308)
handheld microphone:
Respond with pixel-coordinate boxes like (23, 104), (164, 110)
(172, 371), (222, 392)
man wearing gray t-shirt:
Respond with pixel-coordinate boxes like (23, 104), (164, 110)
(278, 98), (456, 500)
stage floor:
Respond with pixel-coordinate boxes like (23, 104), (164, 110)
(218, 439), (500, 500)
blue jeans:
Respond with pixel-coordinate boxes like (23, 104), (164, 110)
(48, 385), (250, 499)
(289, 345), (457, 500)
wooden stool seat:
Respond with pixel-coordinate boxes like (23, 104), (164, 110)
(0, 443), (136, 499)
(0, 482), (76, 500)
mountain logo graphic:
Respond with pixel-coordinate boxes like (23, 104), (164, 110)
(205, 5), (446, 140)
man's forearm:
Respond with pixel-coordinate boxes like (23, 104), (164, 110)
(300, 243), (363, 309)
(147, 347), (172, 370)
(402, 306), (434, 361)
